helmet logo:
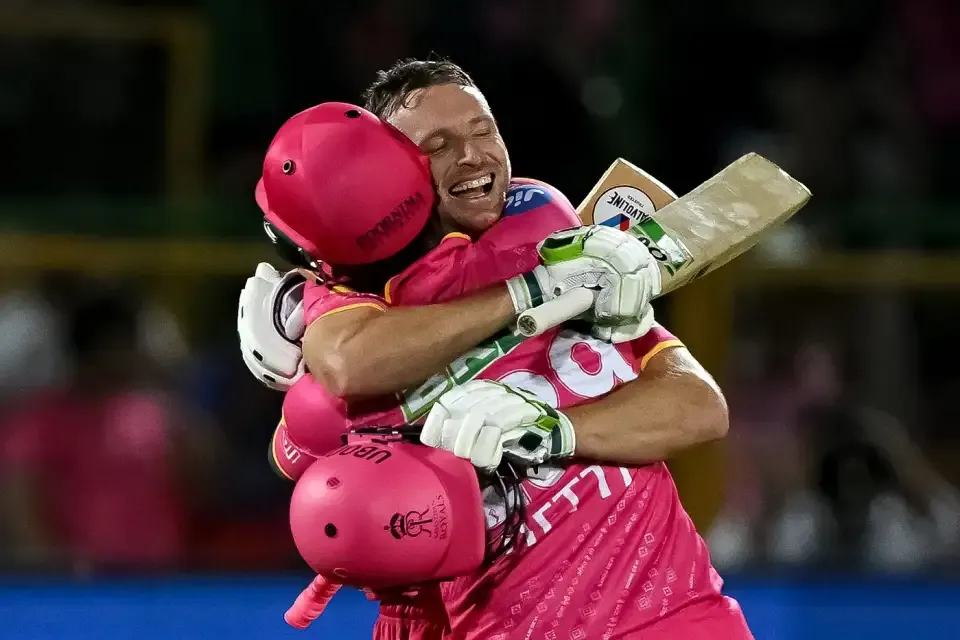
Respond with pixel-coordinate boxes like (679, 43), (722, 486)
(385, 495), (449, 541)
(355, 191), (427, 253)
(386, 509), (433, 539)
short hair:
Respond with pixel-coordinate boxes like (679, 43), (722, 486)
(362, 57), (476, 119)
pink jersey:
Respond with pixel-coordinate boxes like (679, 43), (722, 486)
(278, 178), (749, 639)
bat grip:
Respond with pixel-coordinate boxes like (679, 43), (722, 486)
(516, 288), (595, 338)
(284, 574), (342, 630)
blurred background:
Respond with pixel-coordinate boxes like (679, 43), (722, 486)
(1, 0), (959, 638)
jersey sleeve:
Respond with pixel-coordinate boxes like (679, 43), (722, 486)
(624, 323), (685, 372)
(304, 281), (387, 325)
(384, 233), (473, 306)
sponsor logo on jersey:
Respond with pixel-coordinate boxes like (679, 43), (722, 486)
(503, 183), (553, 216)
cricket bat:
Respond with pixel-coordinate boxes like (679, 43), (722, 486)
(516, 153), (812, 337)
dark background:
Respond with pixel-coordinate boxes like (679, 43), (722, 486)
(1, 1), (959, 637)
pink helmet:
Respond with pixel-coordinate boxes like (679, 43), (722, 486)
(256, 102), (435, 266)
(281, 374), (350, 458)
(289, 434), (486, 588)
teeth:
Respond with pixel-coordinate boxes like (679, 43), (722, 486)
(451, 175), (492, 193)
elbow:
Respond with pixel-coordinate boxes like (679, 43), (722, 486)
(304, 346), (357, 398)
(302, 319), (382, 398)
(690, 381), (729, 444)
(310, 360), (357, 399)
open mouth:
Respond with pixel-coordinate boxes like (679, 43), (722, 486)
(448, 173), (495, 200)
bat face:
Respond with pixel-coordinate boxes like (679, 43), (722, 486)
(577, 154), (812, 294)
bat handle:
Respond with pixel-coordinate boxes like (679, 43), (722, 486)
(284, 574), (342, 630)
(516, 288), (595, 338)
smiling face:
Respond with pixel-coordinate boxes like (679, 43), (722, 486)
(386, 83), (512, 236)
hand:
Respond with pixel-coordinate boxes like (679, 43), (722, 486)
(506, 225), (660, 340)
(421, 380), (575, 474)
(237, 263), (307, 391)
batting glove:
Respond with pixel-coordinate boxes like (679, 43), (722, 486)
(591, 305), (657, 344)
(238, 263), (307, 391)
(506, 226), (661, 336)
(421, 380), (576, 474)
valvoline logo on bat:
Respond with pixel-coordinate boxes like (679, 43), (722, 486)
(592, 185), (657, 230)
(503, 183), (553, 216)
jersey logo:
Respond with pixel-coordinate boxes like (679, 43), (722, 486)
(503, 184), (553, 216)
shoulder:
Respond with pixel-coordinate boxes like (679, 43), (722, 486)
(384, 232), (477, 305)
(504, 178), (578, 222)
(304, 280), (387, 325)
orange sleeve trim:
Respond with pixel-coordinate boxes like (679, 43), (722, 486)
(270, 421), (294, 481)
(384, 275), (398, 304)
(315, 301), (387, 320)
(331, 285), (355, 294)
(639, 339), (684, 371)
(440, 232), (471, 242)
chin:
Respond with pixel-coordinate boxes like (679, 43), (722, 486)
(440, 199), (503, 236)
(474, 209), (502, 231)
(453, 208), (499, 235)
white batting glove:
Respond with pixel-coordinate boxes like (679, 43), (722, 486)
(421, 380), (576, 474)
(237, 263), (307, 391)
(591, 304), (657, 344)
(505, 226), (660, 338)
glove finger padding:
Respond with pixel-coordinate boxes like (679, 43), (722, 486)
(436, 380), (510, 415)
(255, 261), (283, 281)
(420, 404), (450, 448)
(452, 413), (486, 460)
(471, 425), (505, 474)
(482, 392), (544, 429)
(581, 227), (649, 273)
(595, 271), (649, 320)
(591, 305), (657, 344)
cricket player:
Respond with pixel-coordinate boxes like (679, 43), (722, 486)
(240, 60), (749, 638)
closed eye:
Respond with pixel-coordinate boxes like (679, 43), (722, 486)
(421, 139), (446, 154)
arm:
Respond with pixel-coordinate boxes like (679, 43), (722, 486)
(303, 285), (516, 398)
(568, 346), (729, 465)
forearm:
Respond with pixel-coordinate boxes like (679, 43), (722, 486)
(568, 348), (729, 466)
(304, 285), (516, 398)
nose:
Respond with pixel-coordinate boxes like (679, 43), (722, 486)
(455, 139), (483, 168)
